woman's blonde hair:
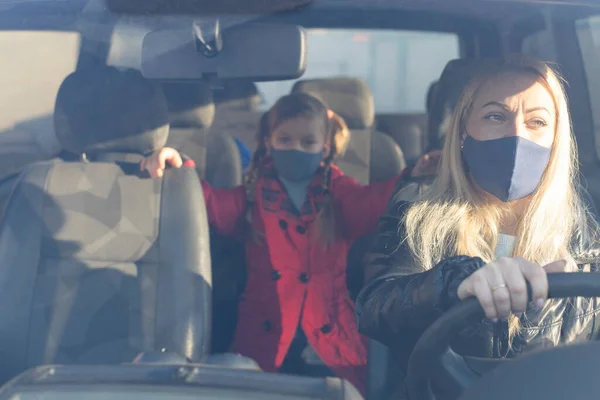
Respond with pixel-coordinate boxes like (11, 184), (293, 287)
(404, 54), (586, 338)
(244, 92), (351, 246)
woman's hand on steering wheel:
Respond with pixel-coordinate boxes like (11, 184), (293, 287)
(456, 257), (567, 322)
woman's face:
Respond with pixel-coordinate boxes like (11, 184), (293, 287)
(464, 71), (556, 148)
(268, 116), (329, 156)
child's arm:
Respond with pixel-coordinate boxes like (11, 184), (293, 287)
(141, 148), (247, 237)
(332, 174), (405, 242)
(333, 150), (442, 240)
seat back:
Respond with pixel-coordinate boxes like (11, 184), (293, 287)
(375, 113), (427, 167)
(209, 80), (263, 172)
(0, 67), (212, 383)
(162, 83), (242, 188)
(292, 77), (405, 184)
(206, 81), (262, 348)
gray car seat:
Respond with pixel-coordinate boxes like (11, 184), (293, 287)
(292, 77), (406, 184)
(375, 113), (427, 167)
(209, 80), (263, 154)
(0, 66), (213, 383)
(162, 83), (242, 188)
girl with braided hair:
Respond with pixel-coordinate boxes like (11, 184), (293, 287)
(140, 92), (435, 395)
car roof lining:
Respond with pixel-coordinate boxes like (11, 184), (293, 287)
(0, 0), (598, 32)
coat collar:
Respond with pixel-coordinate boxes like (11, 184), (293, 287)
(256, 156), (343, 219)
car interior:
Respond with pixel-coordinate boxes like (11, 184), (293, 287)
(0, 0), (600, 399)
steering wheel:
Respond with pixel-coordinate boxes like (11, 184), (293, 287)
(405, 272), (600, 400)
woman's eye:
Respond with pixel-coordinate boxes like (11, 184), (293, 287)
(529, 119), (548, 128)
(484, 113), (505, 122)
(278, 137), (291, 144)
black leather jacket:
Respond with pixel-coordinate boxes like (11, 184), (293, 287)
(355, 184), (600, 372)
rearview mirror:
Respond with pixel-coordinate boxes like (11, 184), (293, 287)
(141, 23), (307, 82)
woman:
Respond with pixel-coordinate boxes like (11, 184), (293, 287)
(355, 54), (600, 376)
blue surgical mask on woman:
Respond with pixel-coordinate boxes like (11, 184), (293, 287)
(271, 149), (323, 182)
(462, 135), (552, 202)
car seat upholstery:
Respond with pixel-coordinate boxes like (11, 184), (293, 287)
(426, 80), (439, 114)
(369, 80), (437, 168)
(427, 59), (487, 151)
(375, 114), (427, 167)
(209, 80), (263, 158)
(292, 77), (406, 184)
(0, 67), (213, 383)
(162, 83), (242, 188)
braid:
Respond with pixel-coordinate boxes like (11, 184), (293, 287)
(243, 112), (270, 241)
(314, 129), (338, 247)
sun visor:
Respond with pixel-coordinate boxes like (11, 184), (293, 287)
(141, 23), (306, 82)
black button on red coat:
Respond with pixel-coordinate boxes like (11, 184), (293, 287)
(279, 220), (288, 230)
(296, 225), (306, 234)
(271, 270), (281, 280)
(299, 272), (310, 283)
(320, 324), (332, 334)
(263, 320), (272, 332)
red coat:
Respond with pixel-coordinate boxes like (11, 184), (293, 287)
(202, 162), (401, 395)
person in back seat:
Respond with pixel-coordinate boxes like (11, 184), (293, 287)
(140, 92), (437, 395)
(355, 55), (600, 396)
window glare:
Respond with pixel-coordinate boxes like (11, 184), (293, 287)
(257, 28), (460, 113)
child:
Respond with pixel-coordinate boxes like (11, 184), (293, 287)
(141, 93), (437, 395)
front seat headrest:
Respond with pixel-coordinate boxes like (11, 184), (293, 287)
(162, 82), (215, 129)
(292, 77), (375, 130)
(428, 58), (487, 150)
(54, 67), (169, 156)
(426, 80), (439, 113)
(213, 80), (261, 111)
(437, 59), (487, 112)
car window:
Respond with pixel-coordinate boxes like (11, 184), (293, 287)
(521, 29), (557, 62)
(576, 15), (600, 159)
(0, 30), (80, 176)
(0, 31), (80, 133)
(256, 28), (460, 113)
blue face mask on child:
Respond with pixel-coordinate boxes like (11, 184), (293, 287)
(462, 135), (552, 202)
(271, 149), (323, 182)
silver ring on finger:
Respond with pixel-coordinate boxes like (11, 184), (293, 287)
(491, 283), (507, 293)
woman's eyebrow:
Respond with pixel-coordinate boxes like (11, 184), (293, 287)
(482, 101), (510, 110)
(481, 102), (551, 115)
(525, 106), (551, 114)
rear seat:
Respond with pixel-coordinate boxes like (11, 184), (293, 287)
(162, 82), (242, 188)
(375, 114), (427, 167)
(292, 77), (406, 184)
(209, 81), (263, 154)
(373, 79), (438, 167)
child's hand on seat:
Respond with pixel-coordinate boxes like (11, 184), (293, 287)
(140, 147), (182, 178)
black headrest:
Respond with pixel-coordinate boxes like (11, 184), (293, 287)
(213, 80), (261, 111)
(428, 58), (486, 150)
(54, 67), (169, 155)
(162, 82), (215, 129)
(292, 77), (375, 130)
(437, 59), (486, 112)
(426, 80), (439, 113)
